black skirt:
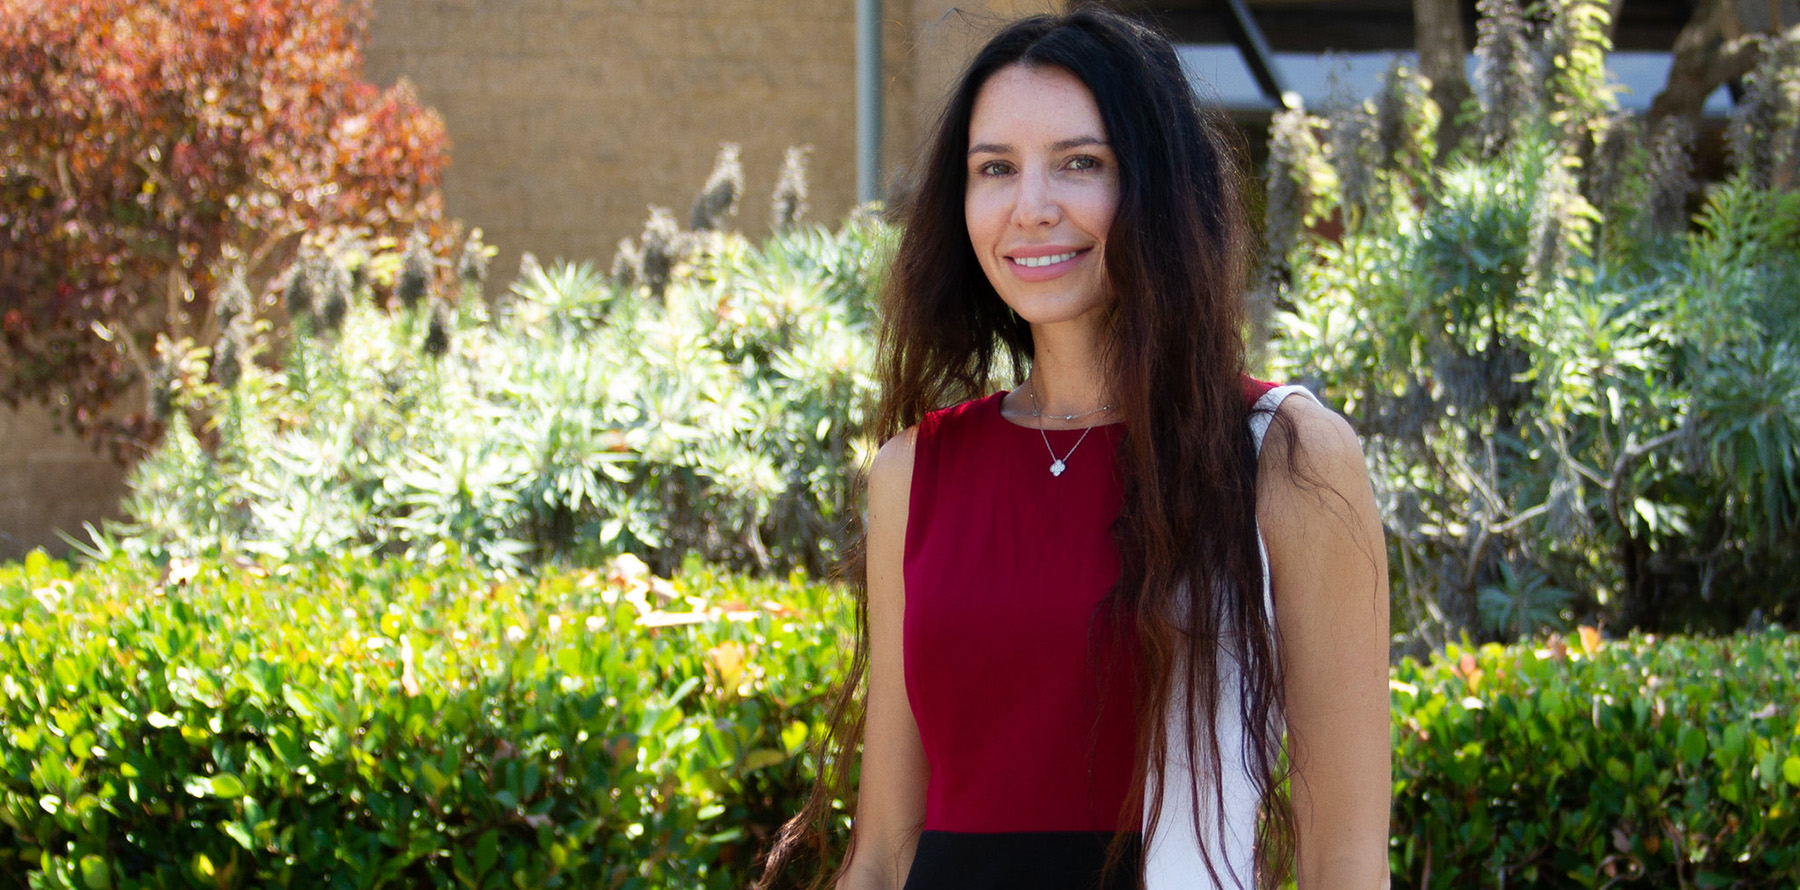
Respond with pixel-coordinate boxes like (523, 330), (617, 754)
(902, 831), (1143, 890)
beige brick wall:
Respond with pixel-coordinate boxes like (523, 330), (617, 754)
(0, 404), (129, 561)
(362, 0), (1066, 279)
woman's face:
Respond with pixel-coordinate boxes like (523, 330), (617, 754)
(964, 63), (1120, 330)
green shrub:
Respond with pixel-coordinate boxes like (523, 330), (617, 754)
(96, 212), (894, 577)
(1390, 629), (1800, 887)
(0, 550), (852, 889)
(1262, 0), (1800, 646)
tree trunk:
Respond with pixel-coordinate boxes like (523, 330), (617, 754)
(1647, 0), (1762, 129)
(1414, 0), (1472, 157)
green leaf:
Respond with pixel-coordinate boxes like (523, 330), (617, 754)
(474, 828), (499, 876)
(421, 761), (449, 794)
(1605, 757), (1630, 783)
(743, 748), (786, 771)
(1721, 724), (1747, 763)
(77, 853), (111, 890)
(1678, 726), (1707, 765)
(209, 773), (245, 798)
(222, 820), (255, 850)
(1783, 755), (1800, 788)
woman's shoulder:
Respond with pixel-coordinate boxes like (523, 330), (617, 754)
(922, 391), (1005, 427)
(1255, 385), (1359, 465)
(906, 391), (1006, 450)
(1253, 386), (1374, 552)
(870, 426), (919, 492)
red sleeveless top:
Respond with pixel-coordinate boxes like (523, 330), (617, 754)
(902, 380), (1279, 839)
(903, 391), (1136, 833)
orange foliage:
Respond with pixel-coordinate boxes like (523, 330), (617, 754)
(0, 0), (450, 456)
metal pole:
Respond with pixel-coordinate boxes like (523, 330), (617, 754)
(1221, 0), (1293, 108)
(856, 0), (883, 205)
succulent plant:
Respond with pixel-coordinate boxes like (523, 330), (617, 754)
(1473, 0), (1539, 155)
(689, 143), (743, 232)
(638, 207), (683, 299)
(422, 304), (450, 358)
(771, 145), (811, 231)
(317, 259), (350, 335)
(283, 261), (315, 323)
(397, 230), (433, 312)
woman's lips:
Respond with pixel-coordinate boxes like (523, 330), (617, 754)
(1005, 247), (1089, 282)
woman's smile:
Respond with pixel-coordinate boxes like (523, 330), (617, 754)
(1006, 245), (1094, 281)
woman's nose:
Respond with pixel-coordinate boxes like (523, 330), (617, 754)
(1011, 168), (1061, 228)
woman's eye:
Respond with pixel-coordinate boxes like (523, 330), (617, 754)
(975, 160), (1012, 176)
(1066, 155), (1100, 172)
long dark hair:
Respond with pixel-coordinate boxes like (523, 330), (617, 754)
(756, 10), (1296, 889)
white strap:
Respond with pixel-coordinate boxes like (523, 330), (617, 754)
(1249, 384), (1319, 454)
(1249, 384), (1319, 621)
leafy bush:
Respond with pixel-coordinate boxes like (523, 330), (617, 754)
(6, 550), (1795, 888)
(0, 0), (451, 455)
(1390, 628), (1800, 888)
(0, 549), (852, 889)
(89, 208), (893, 577)
(1262, 0), (1800, 646)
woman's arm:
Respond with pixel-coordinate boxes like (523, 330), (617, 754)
(1257, 397), (1392, 889)
(838, 429), (930, 890)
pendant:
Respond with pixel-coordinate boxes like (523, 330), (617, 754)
(1050, 459), (1066, 477)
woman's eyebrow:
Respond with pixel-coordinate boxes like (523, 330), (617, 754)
(966, 136), (1109, 157)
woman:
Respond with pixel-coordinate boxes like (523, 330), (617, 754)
(759, 10), (1390, 890)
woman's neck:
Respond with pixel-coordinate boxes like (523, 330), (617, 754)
(1016, 321), (1114, 425)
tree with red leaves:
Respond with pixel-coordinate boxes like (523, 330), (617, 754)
(0, 0), (451, 458)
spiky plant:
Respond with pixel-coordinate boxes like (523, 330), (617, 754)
(1329, 102), (1379, 223)
(215, 268), (251, 332)
(1473, 0), (1540, 155)
(1585, 112), (1639, 216)
(147, 351), (177, 424)
(348, 256), (368, 297)
(1262, 107), (1334, 280)
(1252, 107), (1334, 362)
(317, 258), (350, 335)
(1526, 150), (1586, 294)
(422, 305), (450, 359)
(283, 261), (315, 325)
(1374, 67), (1409, 170)
(638, 207), (684, 299)
(1726, 34), (1800, 191)
(457, 228), (492, 293)
(1645, 117), (1696, 237)
(212, 327), (244, 390)
(609, 238), (642, 289)
(1541, 0), (1615, 159)
(397, 230), (433, 312)
(690, 143), (743, 232)
(771, 145), (811, 231)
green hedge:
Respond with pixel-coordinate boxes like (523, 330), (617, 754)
(4, 552), (1797, 888)
(1391, 630), (1800, 887)
(0, 550), (851, 889)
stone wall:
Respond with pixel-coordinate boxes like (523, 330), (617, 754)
(361, 0), (1066, 279)
(0, 404), (129, 561)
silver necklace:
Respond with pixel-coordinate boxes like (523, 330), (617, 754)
(1026, 383), (1113, 477)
